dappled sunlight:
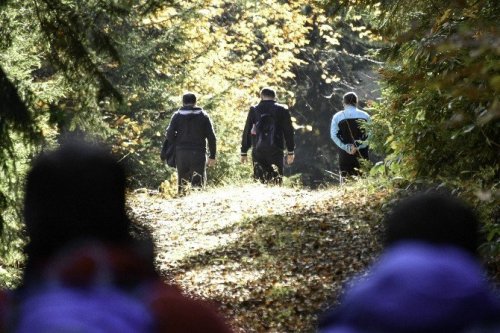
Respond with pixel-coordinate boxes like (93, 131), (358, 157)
(130, 183), (390, 332)
(1, 0), (497, 330)
(130, 183), (329, 267)
(180, 264), (266, 302)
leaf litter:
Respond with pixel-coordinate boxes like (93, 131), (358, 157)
(129, 183), (391, 332)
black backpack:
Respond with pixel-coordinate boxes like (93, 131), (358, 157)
(253, 107), (277, 153)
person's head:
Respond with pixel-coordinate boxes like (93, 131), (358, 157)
(343, 92), (358, 106)
(260, 87), (276, 101)
(182, 92), (197, 106)
(383, 193), (481, 256)
(319, 243), (500, 333)
(23, 141), (132, 262)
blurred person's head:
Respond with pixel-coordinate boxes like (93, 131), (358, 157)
(383, 193), (480, 256)
(319, 193), (498, 333)
(319, 243), (500, 333)
(23, 141), (132, 267)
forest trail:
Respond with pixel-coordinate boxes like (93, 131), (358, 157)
(129, 183), (391, 332)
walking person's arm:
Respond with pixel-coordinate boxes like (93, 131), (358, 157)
(206, 116), (217, 167)
(283, 108), (295, 164)
(166, 113), (179, 142)
(240, 107), (254, 163)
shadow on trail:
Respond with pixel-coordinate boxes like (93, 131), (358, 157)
(164, 207), (383, 332)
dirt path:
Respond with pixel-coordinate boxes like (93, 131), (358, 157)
(131, 184), (337, 270)
(129, 183), (389, 332)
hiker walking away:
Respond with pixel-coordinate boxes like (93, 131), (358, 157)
(240, 87), (295, 185)
(166, 92), (216, 194)
(330, 91), (370, 178)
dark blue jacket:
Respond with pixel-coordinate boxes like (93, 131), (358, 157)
(166, 106), (216, 159)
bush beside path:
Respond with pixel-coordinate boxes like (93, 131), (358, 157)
(129, 183), (391, 332)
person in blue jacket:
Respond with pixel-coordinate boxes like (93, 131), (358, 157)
(330, 92), (370, 177)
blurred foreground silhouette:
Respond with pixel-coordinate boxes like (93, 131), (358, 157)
(319, 194), (500, 333)
(0, 141), (233, 333)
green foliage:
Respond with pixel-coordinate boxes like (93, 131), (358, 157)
(0, 138), (30, 288)
(366, 0), (499, 180)
(363, 0), (499, 264)
(1, 59), (38, 286)
(0, 0), (165, 285)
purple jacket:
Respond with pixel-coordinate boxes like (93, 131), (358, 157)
(319, 243), (500, 333)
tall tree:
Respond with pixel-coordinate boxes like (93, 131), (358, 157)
(0, 0), (177, 282)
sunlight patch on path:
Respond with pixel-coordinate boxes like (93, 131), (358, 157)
(182, 263), (265, 301)
(130, 184), (342, 271)
(129, 182), (389, 332)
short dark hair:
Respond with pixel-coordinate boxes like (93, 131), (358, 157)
(343, 92), (358, 106)
(23, 142), (132, 263)
(182, 92), (196, 105)
(260, 88), (276, 99)
(383, 193), (481, 256)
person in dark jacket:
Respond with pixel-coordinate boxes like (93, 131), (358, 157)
(240, 88), (295, 185)
(0, 141), (233, 333)
(166, 92), (216, 194)
(330, 92), (370, 178)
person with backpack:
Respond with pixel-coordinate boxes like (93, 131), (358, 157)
(330, 92), (370, 178)
(165, 92), (217, 194)
(240, 87), (295, 185)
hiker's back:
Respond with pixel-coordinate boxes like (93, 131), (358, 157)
(252, 100), (288, 152)
(174, 111), (210, 150)
(333, 107), (369, 145)
(253, 107), (276, 154)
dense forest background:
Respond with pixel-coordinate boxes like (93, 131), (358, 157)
(1, 0), (498, 282)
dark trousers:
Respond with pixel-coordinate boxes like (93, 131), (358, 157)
(339, 147), (369, 177)
(253, 149), (284, 185)
(175, 149), (206, 194)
